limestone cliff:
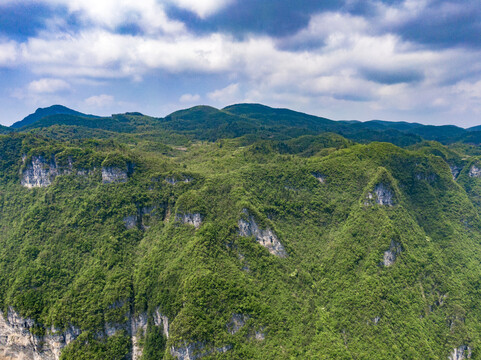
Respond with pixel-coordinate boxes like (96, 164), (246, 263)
(366, 183), (395, 206)
(101, 167), (128, 184)
(176, 213), (203, 229)
(21, 156), (62, 188)
(0, 308), (80, 360)
(381, 240), (402, 267)
(238, 210), (287, 258)
(0, 307), (169, 360)
(449, 345), (472, 360)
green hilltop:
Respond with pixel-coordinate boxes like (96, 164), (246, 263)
(1, 104), (481, 359)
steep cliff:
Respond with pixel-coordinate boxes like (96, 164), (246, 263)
(238, 210), (287, 257)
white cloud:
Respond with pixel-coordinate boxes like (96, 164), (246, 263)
(27, 78), (71, 93)
(169, 0), (233, 18)
(179, 93), (201, 103)
(43, 0), (185, 34)
(85, 94), (115, 107)
(207, 83), (240, 103)
(0, 41), (18, 66)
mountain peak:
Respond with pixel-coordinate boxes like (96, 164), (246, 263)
(11, 105), (98, 129)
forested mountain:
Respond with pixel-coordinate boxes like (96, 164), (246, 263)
(11, 105), (98, 129)
(1, 104), (481, 359)
(0, 124), (12, 134)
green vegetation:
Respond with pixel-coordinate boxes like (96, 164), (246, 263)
(2, 104), (481, 359)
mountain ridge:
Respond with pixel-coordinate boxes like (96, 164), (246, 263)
(11, 105), (99, 129)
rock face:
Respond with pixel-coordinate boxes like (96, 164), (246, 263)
(101, 167), (128, 184)
(106, 308), (169, 360)
(123, 206), (159, 230)
(21, 155), (94, 188)
(449, 345), (472, 360)
(226, 314), (248, 335)
(450, 165), (462, 179)
(165, 176), (192, 185)
(170, 342), (232, 360)
(311, 172), (325, 183)
(415, 173), (436, 182)
(469, 165), (481, 178)
(0, 307), (169, 360)
(21, 156), (61, 188)
(176, 213), (203, 229)
(382, 240), (402, 267)
(366, 183), (394, 206)
(0, 308), (81, 360)
(123, 215), (138, 230)
(131, 313), (148, 360)
(238, 210), (287, 258)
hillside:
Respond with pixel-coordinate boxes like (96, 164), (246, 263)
(1, 105), (481, 359)
(0, 124), (12, 134)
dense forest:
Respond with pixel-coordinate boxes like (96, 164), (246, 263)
(1, 104), (481, 359)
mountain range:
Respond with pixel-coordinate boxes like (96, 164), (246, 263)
(1, 103), (481, 359)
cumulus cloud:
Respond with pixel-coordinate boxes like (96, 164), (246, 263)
(27, 78), (70, 93)
(0, 40), (18, 66)
(179, 93), (201, 103)
(169, 0), (233, 18)
(207, 83), (240, 103)
(39, 0), (185, 35)
(85, 94), (115, 107)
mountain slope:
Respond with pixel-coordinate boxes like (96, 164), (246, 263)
(1, 131), (481, 359)
(11, 105), (98, 129)
(0, 124), (12, 134)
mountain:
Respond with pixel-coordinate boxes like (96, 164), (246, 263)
(13, 103), (481, 148)
(0, 124), (12, 134)
(11, 105), (99, 129)
(2, 103), (481, 359)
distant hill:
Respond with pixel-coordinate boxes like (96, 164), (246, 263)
(10, 102), (481, 146)
(11, 105), (98, 129)
(467, 124), (481, 132)
(223, 103), (339, 131)
(0, 124), (12, 134)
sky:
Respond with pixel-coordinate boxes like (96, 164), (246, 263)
(0, 0), (481, 127)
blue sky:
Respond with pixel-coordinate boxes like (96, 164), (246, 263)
(0, 0), (480, 127)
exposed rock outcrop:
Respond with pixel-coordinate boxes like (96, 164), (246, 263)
(21, 156), (61, 188)
(170, 342), (232, 360)
(0, 306), (169, 360)
(450, 165), (462, 180)
(176, 213), (203, 229)
(105, 308), (169, 360)
(254, 330), (265, 341)
(21, 155), (95, 188)
(227, 314), (248, 335)
(415, 173), (436, 182)
(449, 345), (472, 360)
(102, 167), (128, 184)
(469, 165), (481, 178)
(131, 313), (148, 360)
(123, 215), (138, 230)
(382, 240), (402, 267)
(0, 308), (81, 360)
(311, 172), (325, 183)
(238, 210), (287, 258)
(366, 183), (395, 206)
(166, 176), (192, 185)
(123, 206), (159, 230)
